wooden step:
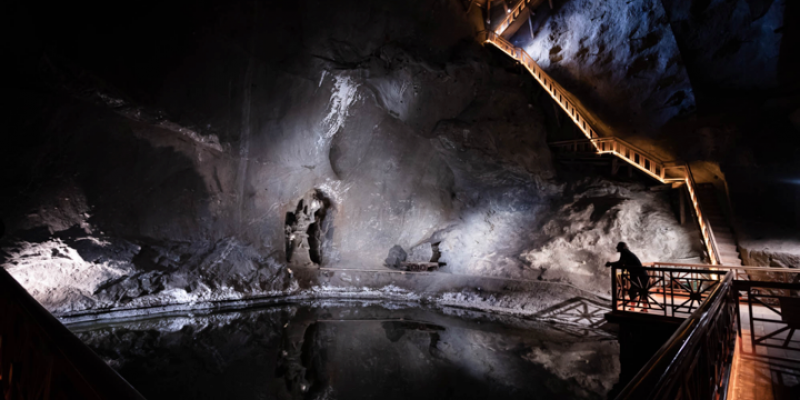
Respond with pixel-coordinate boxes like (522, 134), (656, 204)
(718, 247), (738, 253)
(713, 231), (735, 241)
(720, 257), (743, 266)
(718, 248), (740, 257)
(709, 226), (734, 236)
(711, 234), (735, 245)
(709, 226), (734, 237)
(715, 242), (737, 251)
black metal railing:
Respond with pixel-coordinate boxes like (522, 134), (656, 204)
(0, 268), (146, 399)
(615, 271), (737, 400)
(735, 279), (800, 358)
(612, 265), (725, 318)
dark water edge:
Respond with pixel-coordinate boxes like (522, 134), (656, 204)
(71, 300), (621, 400)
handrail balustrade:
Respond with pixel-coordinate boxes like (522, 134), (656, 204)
(615, 271), (737, 400)
(645, 261), (800, 281)
(612, 265), (726, 318)
(480, 30), (723, 265)
(492, 0), (546, 35)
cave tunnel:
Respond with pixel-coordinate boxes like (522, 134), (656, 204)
(2, 0), (800, 399)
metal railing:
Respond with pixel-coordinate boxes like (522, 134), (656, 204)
(645, 261), (799, 281)
(736, 280), (800, 357)
(615, 271), (737, 400)
(612, 265), (726, 318)
(0, 268), (146, 399)
(480, 30), (724, 265)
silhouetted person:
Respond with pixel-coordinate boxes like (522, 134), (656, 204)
(606, 242), (650, 311)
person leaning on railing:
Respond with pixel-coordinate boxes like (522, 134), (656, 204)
(606, 242), (651, 312)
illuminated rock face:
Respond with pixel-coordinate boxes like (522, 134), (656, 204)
(1, 0), (702, 314)
(512, 0), (697, 136)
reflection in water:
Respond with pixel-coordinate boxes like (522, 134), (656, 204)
(73, 302), (621, 399)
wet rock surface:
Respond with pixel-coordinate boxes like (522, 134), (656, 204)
(73, 302), (620, 400)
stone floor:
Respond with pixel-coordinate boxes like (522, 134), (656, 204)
(728, 302), (800, 400)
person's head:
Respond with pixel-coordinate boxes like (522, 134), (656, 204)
(616, 242), (628, 252)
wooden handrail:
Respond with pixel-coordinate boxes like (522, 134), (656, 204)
(645, 261), (800, 282)
(644, 261), (788, 271)
(615, 272), (736, 399)
(480, 30), (723, 265)
(492, 0), (546, 35)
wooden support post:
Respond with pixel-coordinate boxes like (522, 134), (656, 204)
(528, 14), (535, 40)
(549, 0), (554, 9)
(627, 165), (633, 178)
(679, 187), (686, 226)
(611, 158), (620, 176)
(486, 0), (492, 25)
(553, 102), (561, 127)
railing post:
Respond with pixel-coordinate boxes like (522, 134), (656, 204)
(612, 265), (618, 311)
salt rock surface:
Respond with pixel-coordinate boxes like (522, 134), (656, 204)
(1, 0), (702, 315)
(513, 0), (696, 136)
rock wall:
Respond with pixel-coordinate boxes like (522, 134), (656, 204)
(1, 0), (701, 315)
(660, 0), (788, 94)
(510, 0), (696, 136)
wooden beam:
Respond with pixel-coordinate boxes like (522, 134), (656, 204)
(679, 187), (686, 225)
(528, 14), (535, 40)
(553, 102), (561, 127)
(548, 0), (554, 9)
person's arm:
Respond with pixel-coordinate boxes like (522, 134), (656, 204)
(605, 257), (623, 268)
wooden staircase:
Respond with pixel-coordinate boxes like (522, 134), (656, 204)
(694, 184), (743, 266)
(476, 5), (744, 266)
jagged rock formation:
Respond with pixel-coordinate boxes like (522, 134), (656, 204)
(10, 0), (780, 317)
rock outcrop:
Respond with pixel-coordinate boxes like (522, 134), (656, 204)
(2, 0), (703, 315)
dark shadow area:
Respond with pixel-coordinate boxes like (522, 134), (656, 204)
(0, 89), (213, 243)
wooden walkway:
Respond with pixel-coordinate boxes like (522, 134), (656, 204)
(728, 303), (800, 400)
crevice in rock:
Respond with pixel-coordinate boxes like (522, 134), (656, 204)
(430, 241), (442, 263)
(285, 190), (332, 266)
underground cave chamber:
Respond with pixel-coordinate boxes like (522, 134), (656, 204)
(2, 0), (800, 399)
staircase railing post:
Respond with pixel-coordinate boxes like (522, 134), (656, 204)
(612, 265), (618, 311)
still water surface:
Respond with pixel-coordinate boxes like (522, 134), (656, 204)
(72, 301), (621, 400)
